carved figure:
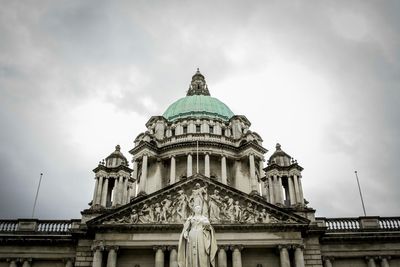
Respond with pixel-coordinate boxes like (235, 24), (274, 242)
(259, 208), (270, 223)
(139, 204), (154, 223)
(178, 205), (218, 267)
(189, 183), (209, 216)
(161, 195), (172, 222)
(176, 190), (189, 222)
(226, 198), (235, 222)
(208, 190), (222, 222)
(130, 209), (139, 223)
(242, 203), (256, 223)
(154, 203), (162, 222)
(233, 200), (242, 222)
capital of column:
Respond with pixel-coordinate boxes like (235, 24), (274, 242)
(91, 241), (104, 251)
(278, 245), (291, 251)
(153, 245), (167, 251)
(218, 245), (230, 251)
(230, 245), (244, 251)
(105, 245), (119, 251)
(62, 258), (75, 264)
(292, 244), (305, 250)
(167, 245), (178, 251)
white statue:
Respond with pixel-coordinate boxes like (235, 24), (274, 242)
(178, 205), (218, 267)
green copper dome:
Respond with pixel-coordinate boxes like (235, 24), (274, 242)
(163, 95), (235, 121)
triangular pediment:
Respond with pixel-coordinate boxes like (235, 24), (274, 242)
(87, 174), (309, 227)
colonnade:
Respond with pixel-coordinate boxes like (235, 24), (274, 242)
(135, 152), (264, 196)
(92, 174), (132, 208)
(91, 244), (306, 267)
(266, 174), (304, 206)
(322, 256), (392, 267)
(7, 258), (73, 267)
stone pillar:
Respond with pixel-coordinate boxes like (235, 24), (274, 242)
(288, 176), (296, 206)
(221, 155), (227, 184)
(187, 153), (193, 177)
(154, 158), (162, 190)
(277, 176), (284, 204)
(366, 257), (377, 267)
(8, 260), (17, 267)
(106, 246), (118, 267)
(279, 246), (290, 267)
(298, 176), (304, 205)
(293, 174), (301, 204)
(139, 154), (148, 194)
(101, 178), (109, 207)
(154, 247), (165, 267)
(170, 156), (176, 184)
(323, 258), (333, 267)
(122, 177), (128, 204)
(218, 246), (228, 267)
(205, 153), (210, 177)
(273, 175), (281, 204)
(92, 177), (99, 205)
(92, 246), (103, 267)
(118, 176), (125, 204)
(249, 154), (258, 193)
(294, 246), (305, 267)
(169, 246), (178, 267)
(22, 260), (31, 267)
(268, 176), (275, 204)
(95, 176), (103, 205)
(232, 246), (243, 267)
(64, 259), (74, 267)
(381, 257), (390, 267)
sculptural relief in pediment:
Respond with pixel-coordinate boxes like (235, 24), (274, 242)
(102, 180), (298, 225)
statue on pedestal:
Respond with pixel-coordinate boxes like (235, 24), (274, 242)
(178, 205), (218, 267)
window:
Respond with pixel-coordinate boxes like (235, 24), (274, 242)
(171, 128), (175, 136)
(196, 125), (201, 133)
(221, 129), (225, 136)
(209, 126), (214, 134)
(183, 126), (188, 134)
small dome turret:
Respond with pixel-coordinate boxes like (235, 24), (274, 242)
(105, 145), (129, 168)
(268, 143), (293, 167)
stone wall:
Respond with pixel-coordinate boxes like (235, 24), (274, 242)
(74, 240), (93, 267)
(304, 237), (323, 267)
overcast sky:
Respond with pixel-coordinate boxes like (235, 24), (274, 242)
(0, 1), (399, 219)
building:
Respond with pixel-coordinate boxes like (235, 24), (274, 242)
(0, 70), (399, 267)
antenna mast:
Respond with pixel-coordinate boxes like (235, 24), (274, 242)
(32, 173), (43, 218)
(354, 170), (367, 216)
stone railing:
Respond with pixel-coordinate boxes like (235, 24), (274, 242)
(158, 133), (237, 147)
(0, 219), (80, 234)
(316, 216), (400, 232)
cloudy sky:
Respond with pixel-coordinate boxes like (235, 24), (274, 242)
(0, 1), (399, 219)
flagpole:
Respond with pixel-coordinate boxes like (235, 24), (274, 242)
(32, 173), (43, 218)
(354, 170), (367, 216)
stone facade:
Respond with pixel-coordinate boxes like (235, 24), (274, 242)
(0, 70), (399, 267)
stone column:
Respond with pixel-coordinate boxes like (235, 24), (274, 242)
(95, 176), (103, 205)
(187, 153), (193, 177)
(288, 176), (296, 206)
(122, 177), (128, 204)
(366, 257), (377, 267)
(277, 176), (284, 204)
(92, 246), (103, 267)
(323, 258), (333, 267)
(298, 176), (304, 205)
(170, 156), (176, 184)
(218, 246), (228, 267)
(293, 174), (301, 204)
(64, 259), (74, 267)
(249, 154), (258, 193)
(221, 155), (227, 184)
(205, 153), (210, 177)
(22, 260), (31, 267)
(169, 246), (178, 267)
(381, 257), (390, 267)
(132, 160), (138, 180)
(8, 260), (17, 267)
(139, 154), (148, 194)
(268, 176), (275, 204)
(106, 246), (118, 267)
(154, 158), (162, 190)
(232, 246), (243, 267)
(101, 178), (109, 207)
(154, 246), (165, 267)
(118, 176), (125, 204)
(294, 246), (305, 267)
(279, 246), (290, 267)
(273, 175), (281, 204)
(92, 177), (99, 205)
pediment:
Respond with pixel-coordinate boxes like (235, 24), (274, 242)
(87, 174), (309, 227)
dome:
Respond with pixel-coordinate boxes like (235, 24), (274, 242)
(163, 95), (235, 121)
(105, 145), (128, 168)
(163, 69), (235, 122)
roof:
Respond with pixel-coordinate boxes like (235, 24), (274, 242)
(163, 95), (235, 122)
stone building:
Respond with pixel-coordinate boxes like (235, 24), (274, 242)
(1, 70), (400, 267)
